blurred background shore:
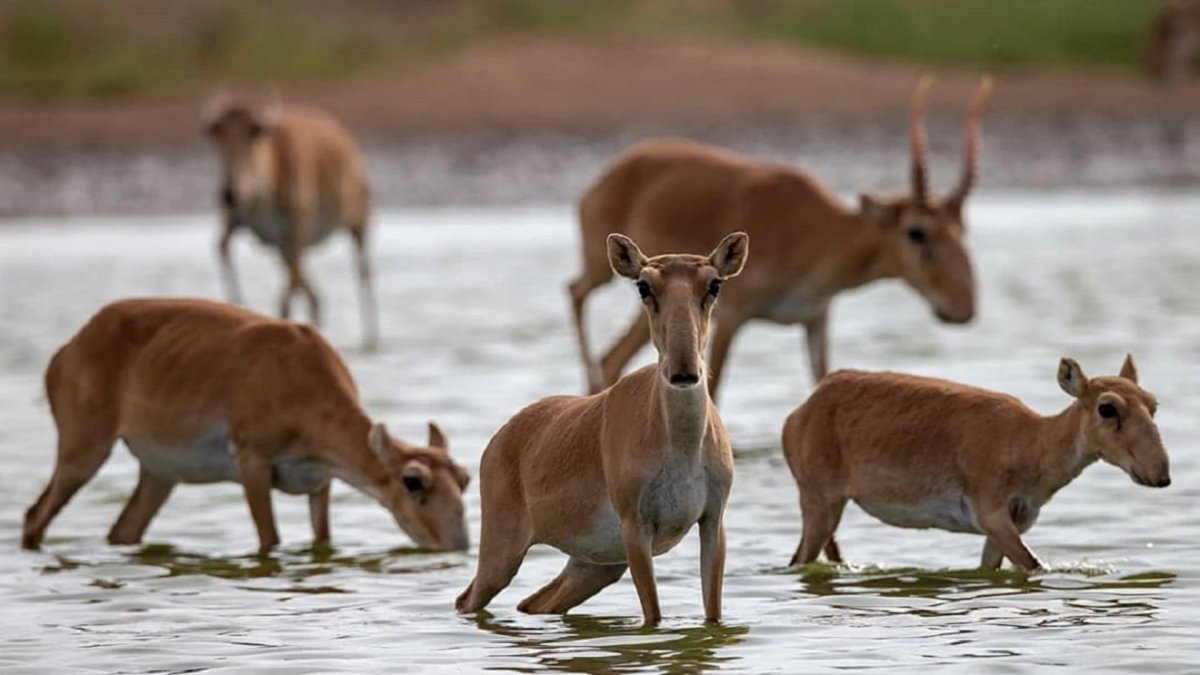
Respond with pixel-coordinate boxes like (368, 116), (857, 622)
(0, 0), (1197, 215)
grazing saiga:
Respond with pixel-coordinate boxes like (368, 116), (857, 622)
(782, 356), (1170, 571)
(205, 95), (379, 348)
(22, 299), (469, 554)
(569, 78), (989, 398)
(457, 233), (748, 626)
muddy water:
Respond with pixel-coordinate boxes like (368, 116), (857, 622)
(0, 193), (1197, 672)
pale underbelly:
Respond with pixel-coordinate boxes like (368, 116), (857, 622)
(123, 427), (329, 495)
(855, 494), (982, 534)
(552, 468), (709, 564)
(238, 208), (339, 248)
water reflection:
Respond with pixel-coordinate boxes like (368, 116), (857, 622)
(3, 203), (1198, 671)
(788, 563), (1176, 621)
(42, 543), (467, 584)
(470, 611), (749, 674)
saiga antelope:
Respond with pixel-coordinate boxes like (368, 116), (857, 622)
(22, 299), (469, 554)
(205, 95), (379, 348)
(1147, 0), (1200, 85)
(782, 356), (1170, 571)
(456, 233), (748, 626)
(569, 78), (989, 398)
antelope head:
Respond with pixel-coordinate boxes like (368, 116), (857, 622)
(608, 232), (748, 389)
(1058, 355), (1170, 489)
(860, 77), (991, 325)
(202, 92), (281, 178)
(368, 422), (471, 551)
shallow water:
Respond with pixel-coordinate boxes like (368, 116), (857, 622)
(0, 193), (1197, 673)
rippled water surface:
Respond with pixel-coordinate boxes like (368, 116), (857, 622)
(1, 193), (1197, 673)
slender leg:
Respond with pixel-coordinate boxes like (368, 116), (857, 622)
(218, 219), (242, 305)
(456, 542), (530, 613)
(23, 434), (115, 550)
(278, 265), (297, 320)
(234, 445), (280, 555)
(598, 310), (650, 392)
(309, 482), (331, 545)
(107, 469), (176, 545)
(706, 314), (746, 403)
(279, 245), (321, 327)
(790, 496), (847, 567)
(823, 536), (844, 564)
(802, 309), (830, 384)
(699, 514), (727, 623)
(567, 274), (608, 392)
(974, 503), (1042, 571)
(621, 517), (661, 627)
(980, 536), (1004, 570)
(456, 488), (533, 613)
(350, 228), (379, 350)
(518, 558), (627, 614)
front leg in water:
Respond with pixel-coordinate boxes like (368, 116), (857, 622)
(975, 501), (1042, 571)
(621, 516), (661, 627)
(699, 513), (726, 623)
(235, 445), (280, 555)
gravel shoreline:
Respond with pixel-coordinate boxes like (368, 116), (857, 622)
(0, 113), (1195, 217)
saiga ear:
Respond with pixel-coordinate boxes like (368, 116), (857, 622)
(1119, 353), (1139, 383)
(202, 90), (230, 127)
(368, 423), (389, 459)
(427, 421), (448, 451)
(607, 234), (647, 279)
(709, 232), (749, 278)
(202, 90), (230, 136)
(1058, 358), (1088, 398)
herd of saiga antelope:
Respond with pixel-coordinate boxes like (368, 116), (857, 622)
(19, 77), (1173, 628)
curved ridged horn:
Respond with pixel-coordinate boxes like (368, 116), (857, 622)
(948, 76), (992, 209)
(909, 76), (933, 208)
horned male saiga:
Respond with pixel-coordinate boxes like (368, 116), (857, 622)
(570, 77), (990, 399)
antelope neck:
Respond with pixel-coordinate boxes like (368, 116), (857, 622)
(230, 140), (277, 204)
(312, 408), (391, 502)
(654, 371), (711, 459)
(1029, 403), (1097, 494)
(828, 210), (902, 292)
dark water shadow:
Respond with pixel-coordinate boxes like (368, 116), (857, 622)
(42, 542), (466, 590)
(782, 562), (1177, 622)
(467, 610), (749, 674)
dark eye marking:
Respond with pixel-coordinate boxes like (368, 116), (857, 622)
(1098, 403), (1118, 419)
(402, 475), (425, 493)
(635, 279), (659, 312)
(907, 227), (928, 245)
(707, 279), (723, 297)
